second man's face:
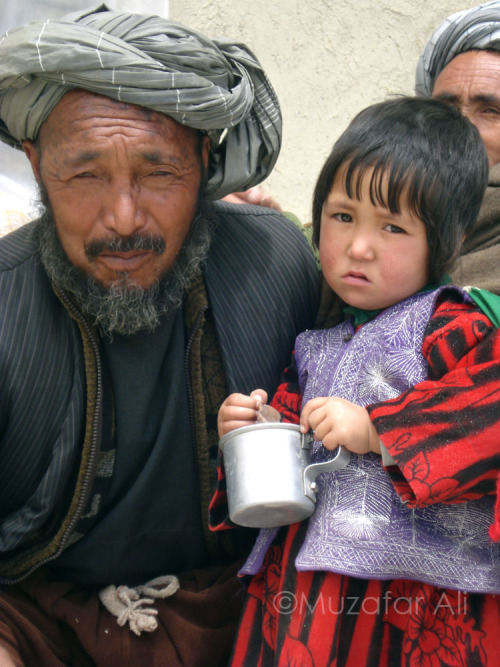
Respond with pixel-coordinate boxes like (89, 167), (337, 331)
(433, 50), (500, 167)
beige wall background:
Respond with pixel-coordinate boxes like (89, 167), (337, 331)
(170, 0), (482, 223)
(0, 1), (485, 222)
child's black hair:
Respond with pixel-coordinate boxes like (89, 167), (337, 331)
(312, 96), (489, 283)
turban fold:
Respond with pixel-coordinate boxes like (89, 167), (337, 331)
(416, 1), (500, 97)
(0, 3), (282, 199)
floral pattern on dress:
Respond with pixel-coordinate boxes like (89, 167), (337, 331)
(386, 581), (486, 666)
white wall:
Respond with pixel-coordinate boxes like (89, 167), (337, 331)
(170, 0), (483, 222)
(0, 1), (484, 222)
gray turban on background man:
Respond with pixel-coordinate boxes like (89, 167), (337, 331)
(0, 3), (282, 200)
(416, 0), (500, 96)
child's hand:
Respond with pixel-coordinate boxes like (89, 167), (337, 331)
(300, 397), (381, 455)
(218, 389), (268, 438)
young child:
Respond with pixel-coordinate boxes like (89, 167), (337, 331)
(210, 97), (500, 666)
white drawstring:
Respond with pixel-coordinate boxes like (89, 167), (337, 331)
(99, 575), (180, 635)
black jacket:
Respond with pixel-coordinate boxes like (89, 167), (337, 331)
(0, 201), (319, 582)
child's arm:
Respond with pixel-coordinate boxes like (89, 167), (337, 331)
(367, 289), (500, 508)
(210, 361), (303, 532)
(300, 397), (380, 455)
(211, 391), (268, 532)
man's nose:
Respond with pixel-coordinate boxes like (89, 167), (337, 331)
(101, 182), (146, 235)
(460, 105), (474, 124)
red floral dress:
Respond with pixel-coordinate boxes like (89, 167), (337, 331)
(210, 292), (500, 666)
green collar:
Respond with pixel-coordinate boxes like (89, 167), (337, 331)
(342, 277), (450, 328)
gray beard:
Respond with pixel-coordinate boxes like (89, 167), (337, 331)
(37, 193), (214, 337)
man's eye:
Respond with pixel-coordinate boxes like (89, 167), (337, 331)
(74, 172), (94, 179)
(482, 107), (500, 115)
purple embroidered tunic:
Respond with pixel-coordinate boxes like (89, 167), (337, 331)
(241, 288), (500, 593)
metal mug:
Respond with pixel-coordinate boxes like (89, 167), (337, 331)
(219, 422), (350, 528)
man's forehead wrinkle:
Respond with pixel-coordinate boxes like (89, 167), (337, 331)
(67, 150), (100, 164)
(44, 117), (186, 157)
(62, 144), (189, 168)
(434, 91), (460, 103)
(471, 92), (500, 103)
(142, 150), (184, 166)
(435, 90), (500, 104)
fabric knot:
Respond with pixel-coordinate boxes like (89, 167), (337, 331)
(99, 574), (180, 635)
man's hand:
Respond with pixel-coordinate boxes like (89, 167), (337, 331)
(218, 389), (268, 438)
(222, 186), (282, 211)
(0, 646), (17, 667)
(300, 397), (380, 455)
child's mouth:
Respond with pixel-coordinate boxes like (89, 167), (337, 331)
(343, 271), (370, 285)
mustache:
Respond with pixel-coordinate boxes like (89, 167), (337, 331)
(85, 234), (166, 261)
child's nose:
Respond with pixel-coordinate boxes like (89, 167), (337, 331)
(347, 231), (375, 261)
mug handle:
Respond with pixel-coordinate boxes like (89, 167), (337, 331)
(302, 446), (350, 500)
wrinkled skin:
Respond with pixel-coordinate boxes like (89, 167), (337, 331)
(23, 89), (210, 289)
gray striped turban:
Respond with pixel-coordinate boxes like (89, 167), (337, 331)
(0, 3), (282, 200)
(416, 1), (500, 96)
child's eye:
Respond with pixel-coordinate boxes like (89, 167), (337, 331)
(334, 213), (352, 223)
(384, 223), (405, 234)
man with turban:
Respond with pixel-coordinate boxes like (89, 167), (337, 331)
(0, 4), (319, 665)
(416, 0), (500, 294)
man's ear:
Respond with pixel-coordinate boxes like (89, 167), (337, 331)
(201, 134), (210, 170)
(22, 140), (41, 183)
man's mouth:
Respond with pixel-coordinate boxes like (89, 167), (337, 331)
(85, 234), (166, 273)
(96, 250), (152, 272)
(85, 233), (166, 260)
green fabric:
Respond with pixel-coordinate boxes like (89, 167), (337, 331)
(282, 213), (319, 265)
(467, 287), (500, 327)
(343, 305), (381, 328)
(0, 3), (282, 200)
(343, 279), (447, 328)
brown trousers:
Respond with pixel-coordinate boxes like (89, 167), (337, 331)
(0, 563), (245, 666)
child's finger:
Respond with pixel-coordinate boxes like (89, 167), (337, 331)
(299, 397), (328, 433)
(223, 393), (260, 409)
(221, 405), (259, 420)
(250, 389), (268, 407)
(218, 405), (260, 437)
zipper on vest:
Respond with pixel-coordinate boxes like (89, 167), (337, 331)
(0, 294), (103, 584)
(185, 305), (208, 443)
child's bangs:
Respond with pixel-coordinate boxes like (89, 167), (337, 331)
(343, 153), (426, 221)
